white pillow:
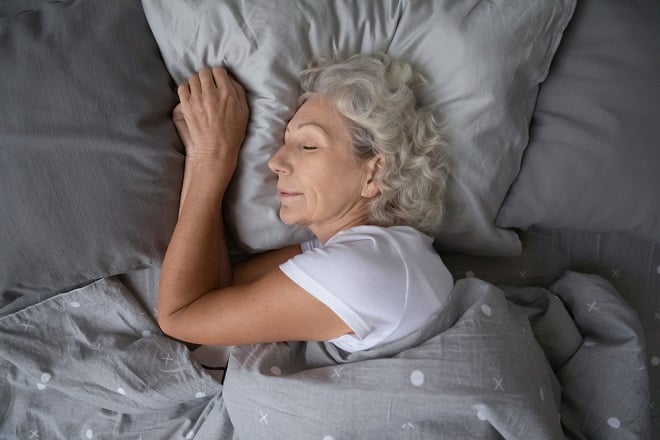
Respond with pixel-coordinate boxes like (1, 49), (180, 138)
(141, 0), (576, 256)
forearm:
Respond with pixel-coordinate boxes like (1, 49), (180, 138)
(158, 161), (233, 319)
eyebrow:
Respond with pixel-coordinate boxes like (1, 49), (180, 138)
(285, 122), (331, 137)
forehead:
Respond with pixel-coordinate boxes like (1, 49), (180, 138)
(288, 95), (348, 137)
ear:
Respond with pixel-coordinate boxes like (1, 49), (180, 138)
(361, 155), (382, 199)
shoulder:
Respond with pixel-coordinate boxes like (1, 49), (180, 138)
(295, 225), (428, 268)
(280, 225), (438, 297)
(324, 225), (435, 262)
(326, 224), (431, 249)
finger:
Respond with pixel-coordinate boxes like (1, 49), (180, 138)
(188, 73), (202, 98)
(172, 103), (185, 121)
(177, 83), (191, 104)
(211, 66), (230, 90)
(198, 68), (216, 91)
(230, 78), (248, 108)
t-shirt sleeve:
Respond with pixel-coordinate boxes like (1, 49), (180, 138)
(279, 233), (408, 345)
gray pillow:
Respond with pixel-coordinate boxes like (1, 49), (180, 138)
(496, 0), (660, 244)
(0, 0), (183, 295)
(141, 0), (576, 257)
(0, 0), (60, 16)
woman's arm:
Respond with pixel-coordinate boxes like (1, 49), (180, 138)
(232, 244), (302, 285)
(158, 67), (247, 322)
(158, 67), (349, 345)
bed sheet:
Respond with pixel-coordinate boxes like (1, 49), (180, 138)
(0, 229), (660, 440)
(120, 226), (660, 437)
(0, 268), (649, 439)
(442, 227), (660, 437)
(123, 227), (660, 436)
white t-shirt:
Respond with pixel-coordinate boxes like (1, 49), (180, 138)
(279, 225), (454, 352)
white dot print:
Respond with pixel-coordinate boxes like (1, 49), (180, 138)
(141, 330), (152, 338)
(37, 372), (51, 390)
(651, 356), (660, 367)
(607, 417), (621, 429)
(477, 411), (487, 421)
(481, 304), (492, 317)
(410, 370), (424, 387)
(323, 436), (336, 440)
(117, 387), (126, 396)
(86, 429), (93, 439)
(539, 388), (545, 402)
(185, 431), (194, 439)
(195, 391), (206, 398)
(465, 271), (475, 278)
(70, 302), (81, 308)
(584, 340), (596, 347)
(270, 366), (282, 376)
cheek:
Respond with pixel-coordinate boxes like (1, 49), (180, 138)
(314, 168), (363, 207)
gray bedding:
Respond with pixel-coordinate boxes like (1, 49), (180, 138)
(1, 1), (657, 439)
(0, 270), (649, 439)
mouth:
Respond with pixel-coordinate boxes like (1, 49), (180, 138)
(278, 189), (302, 199)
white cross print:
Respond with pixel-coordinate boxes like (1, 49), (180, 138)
(21, 320), (35, 331)
(259, 410), (269, 425)
(331, 367), (345, 378)
(493, 377), (504, 391)
(401, 422), (414, 430)
(653, 312), (660, 320)
(517, 270), (526, 279)
(29, 430), (39, 439)
(586, 301), (598, 312)
(161, 354), (174, 364)
(610, 269), (620, 278)
(243, 346), (259, 363)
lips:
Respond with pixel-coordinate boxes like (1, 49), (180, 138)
(278, 189), (302, 198)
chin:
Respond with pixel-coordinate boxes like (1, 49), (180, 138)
(278, 208), (298, 226)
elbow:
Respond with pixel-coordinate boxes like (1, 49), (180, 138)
(157, 314), (179, 340)
(157, 316), (171, 337)
(157, 309), (198, 344)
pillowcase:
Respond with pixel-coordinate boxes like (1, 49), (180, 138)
(0, 0), (57, 16)
(141, 0), (576, 256)
(496, 0), (660, 244)
(0, 0), (183, 295)
(386, 0), (575, 255)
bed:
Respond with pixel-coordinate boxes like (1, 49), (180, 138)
(1, 0), (658, 439)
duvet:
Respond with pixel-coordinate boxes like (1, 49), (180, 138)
(0, 271), (649, 439)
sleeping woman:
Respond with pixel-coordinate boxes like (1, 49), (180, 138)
(157, 54), (454, 353)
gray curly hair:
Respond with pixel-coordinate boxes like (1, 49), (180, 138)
(298, 53), (450, 235)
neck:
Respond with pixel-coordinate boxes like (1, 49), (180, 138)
(309, 208), (370, 245)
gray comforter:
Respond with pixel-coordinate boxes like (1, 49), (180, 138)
(0, 272), (650, 439)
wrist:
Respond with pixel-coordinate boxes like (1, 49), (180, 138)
(183, 158), (235, 194)
(185, 140), (240, 166)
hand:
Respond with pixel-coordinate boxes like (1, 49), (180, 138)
(176, 67), (249, 171)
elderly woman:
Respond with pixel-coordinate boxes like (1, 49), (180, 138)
(158, 54), (453, 353)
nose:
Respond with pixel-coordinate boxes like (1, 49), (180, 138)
(267, 144), (291, 176)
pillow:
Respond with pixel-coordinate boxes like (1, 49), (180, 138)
(386, 0), (575, 256)
(496, 0), (660, 244)
(0, 1), (56, 16)
(141, 0), (576, 256)
(0, 0), (183, 295)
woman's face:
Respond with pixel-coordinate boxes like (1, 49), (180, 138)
(268, 95), (380, 242)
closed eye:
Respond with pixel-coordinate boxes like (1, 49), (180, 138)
(302, 145), (318, 151)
